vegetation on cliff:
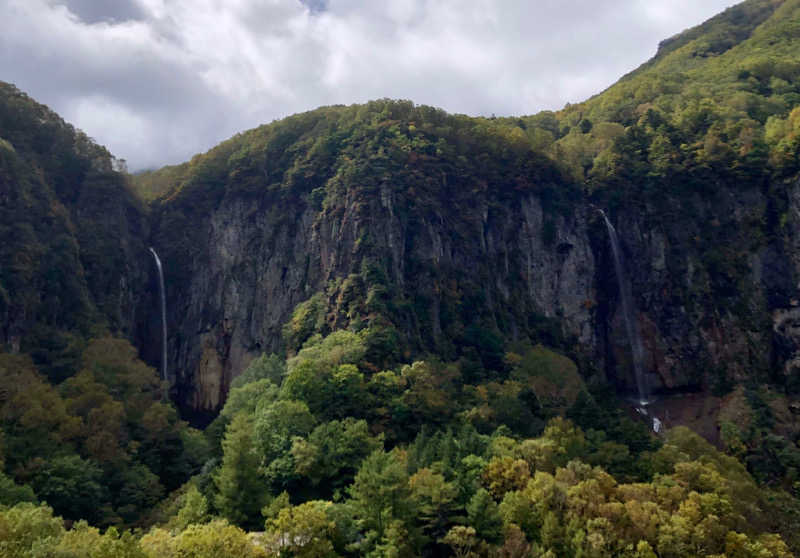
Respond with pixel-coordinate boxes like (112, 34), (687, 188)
(137, 0), (800, 201)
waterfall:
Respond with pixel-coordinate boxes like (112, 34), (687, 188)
(149, 247), (167, 383)
(652, 417), (662, 434)
(599, 211), (648, 405)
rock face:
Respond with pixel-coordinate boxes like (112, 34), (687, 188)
(596, 183), (792, 395)
(148, 156), (800, 414)
(153, 188), (596, 413)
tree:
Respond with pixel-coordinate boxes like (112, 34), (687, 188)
(57, 523), (147, 558)
(281, 331), (368, 420)
(113, 464), (165, 524)
(265, 500), (339, 558)
(441, 526), (479, 558)
(540, 417), (588, 467)
(349, 449), (411, 539)
(499, 490), (541, 542)
(497, 524), (532, 558)
(408, 468), (459, 539)
(141, 519), (266, 558)
(0, 472), (36, 507)
(291, 418), (382, 492)
(0, 503), (64, 558)
(254, 399), (316, 487)
(230, 353), (285, 389)
(214, 413), (270, 529)
(172, 485), (210, 531)
(0, 355), (80, 469)
(30, 454), (106, 524)
(221, 380), (279, 420)
(482, 456), (531, 499)
(400, 360), (461, 428)
(466, 488), (503, 544)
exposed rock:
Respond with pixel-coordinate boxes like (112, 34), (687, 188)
(150, 171), (800, 414)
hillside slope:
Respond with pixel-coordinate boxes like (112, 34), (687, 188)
(0, 82), (150, 381)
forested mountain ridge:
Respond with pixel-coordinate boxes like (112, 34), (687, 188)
(0, 0), (799, 555)
(0, 81), (151, 382)
(536, 0), (800, 184)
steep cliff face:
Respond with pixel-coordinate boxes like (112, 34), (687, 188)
(145, 103), (592, 412)
(138, 0), (800, 414)
(597, 177), (800, 397)
(155, 176), (800, 414)
(153, 177), (596, 412)
(144, 99), (800, 414)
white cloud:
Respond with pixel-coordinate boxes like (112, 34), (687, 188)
(0, 0), (734, 170)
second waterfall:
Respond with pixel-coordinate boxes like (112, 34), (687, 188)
(149, 247), (168, 383)
(599, 211), (649, 405)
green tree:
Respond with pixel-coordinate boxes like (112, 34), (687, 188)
(172, 485), (210, 531)
(282, 331), (368, 419)
(231, 353), (285, 389)
(214, 413), (269, 529)
(349, 449), (411, 540)
(0, 503), (64, 558)
(30, 454), (106, 524)
(466, 488), (503, 544)
(0, 472), (36, 507)
(441, 525), (480, 558)
(141, 519), (266, 558)
(265, 500), (339, 557)
(221, 379), (279, 420)
(408, 468), (459, 539)
(292, 418), (383, 492)
(56, 523), (147, 558)
(400, 360), (461, 429)
(254, 399), (316, 487)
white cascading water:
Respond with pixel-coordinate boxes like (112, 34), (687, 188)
(599, 210), (649, 407)
(149, 247), (167, 382)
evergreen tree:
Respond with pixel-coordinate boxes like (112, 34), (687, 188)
(213, 413), (269, 529)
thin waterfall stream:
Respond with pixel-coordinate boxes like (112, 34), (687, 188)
(599, 210), (649, 407)
(149, 247), (167, 383)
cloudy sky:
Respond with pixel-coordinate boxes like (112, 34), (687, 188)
(0, 0), (734, 170)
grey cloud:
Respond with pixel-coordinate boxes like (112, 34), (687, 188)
(56, 0), (146, 23)
(300, 0), (327, 14)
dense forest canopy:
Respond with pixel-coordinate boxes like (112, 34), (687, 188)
(2, 333), (798, 556)
(1, 0), (800, 556)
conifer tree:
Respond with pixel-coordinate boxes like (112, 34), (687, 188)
(213, 413), (269, 529)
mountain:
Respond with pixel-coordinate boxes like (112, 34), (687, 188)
(142, 103), (587, 414)
(0, 82), (149, 382)
(132, 0), (800, 419)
